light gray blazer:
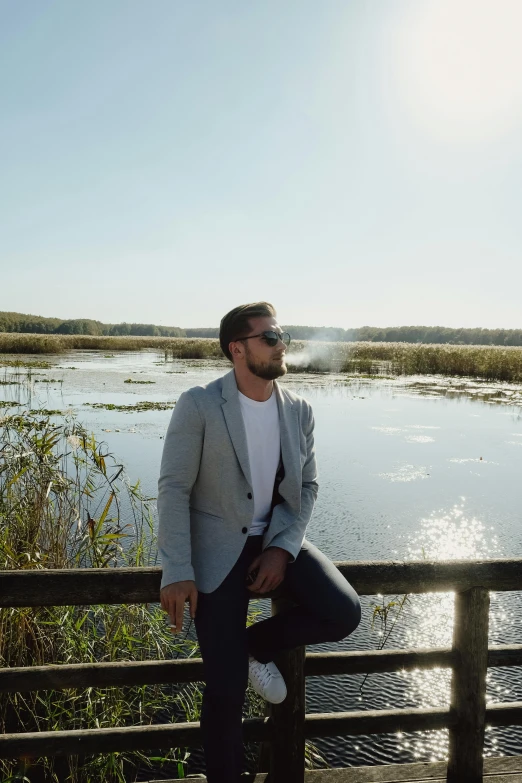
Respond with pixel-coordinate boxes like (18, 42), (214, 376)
(157, 369), (318, 593)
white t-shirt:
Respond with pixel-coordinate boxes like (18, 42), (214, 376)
(238, 389), (281, 536)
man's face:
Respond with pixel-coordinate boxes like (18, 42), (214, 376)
(240, 316), (288, 381)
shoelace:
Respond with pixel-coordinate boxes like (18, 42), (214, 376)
(250, 661), (274, 689)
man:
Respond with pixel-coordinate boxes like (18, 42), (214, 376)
(157, 302), (361, 783)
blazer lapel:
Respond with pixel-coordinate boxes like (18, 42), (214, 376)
(221, 370), (252, 489)
(274, 382), (301, 511)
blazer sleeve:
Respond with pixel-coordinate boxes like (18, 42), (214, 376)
(157, 390), (204, 589)
(263, 402), (318, 561)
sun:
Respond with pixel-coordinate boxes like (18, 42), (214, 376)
(387, 0), (522, 143)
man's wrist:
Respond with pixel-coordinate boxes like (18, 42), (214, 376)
(267, 546), (290, 560)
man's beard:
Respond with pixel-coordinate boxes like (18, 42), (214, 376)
(245, 349), (287, 381)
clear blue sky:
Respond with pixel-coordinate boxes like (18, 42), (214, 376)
(2, 0), (521, 329)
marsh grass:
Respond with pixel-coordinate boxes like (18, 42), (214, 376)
(84, 401), (176, 412)
(0, 406), (199, 782)
(286, 340), (522, 382)
(2, 333), (522, 383)
(341, 341), (522, 382)
(0, 333), (224, 358)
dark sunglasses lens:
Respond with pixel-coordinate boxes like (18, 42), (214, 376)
(264, 331), (291, 346)
(263, 332), (279, 346)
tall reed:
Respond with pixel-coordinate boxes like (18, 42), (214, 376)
(0, 333), (224, 358)
(0, 407), (200, 782)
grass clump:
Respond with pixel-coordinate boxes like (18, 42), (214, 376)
(285, 341), (522, 383)
(0, 409), (199, 782)
(124, 379), (156, 385)
(84, 401), (175, 412)
(0, 358), (53, 369)
(344, 342), (522, 382)
(0, 333), (226, 357)
(28, 408), (64, 416)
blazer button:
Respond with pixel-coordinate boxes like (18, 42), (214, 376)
(247, 492), (252, 499)
(242, 527), (248, 534)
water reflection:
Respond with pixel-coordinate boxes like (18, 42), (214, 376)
(384, 502), (504, 763)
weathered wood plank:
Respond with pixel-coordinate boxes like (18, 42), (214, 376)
(2, 557), (522, 607)
(486, 702), (522, 726)
(447, 587), (490, 783)
(145, 754), (522, 781)
(0, 658), (205, 692)
(2, 699), (517, 761)
(0, 716), (271, 757)
(305, 648), (456, 677)
(268, 597), (306, 783)
(0, 648), (455, 693)
(303, 707), (455, 738)
(489, 645), (522, 668)
(0, 706), (455, 759)
(3, 644), (522, 694)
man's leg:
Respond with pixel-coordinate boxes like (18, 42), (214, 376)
(246, 539), (361, 664)
(194, 536), (263, 783)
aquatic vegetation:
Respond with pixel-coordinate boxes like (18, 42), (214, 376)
(28, 408), (64, 416)
(84, 401), (175, 412)
(0, 357), (53, 369)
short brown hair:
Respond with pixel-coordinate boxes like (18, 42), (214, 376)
(219, 302), (277, 362)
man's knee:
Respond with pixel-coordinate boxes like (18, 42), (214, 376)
(328, 593), (362, 641)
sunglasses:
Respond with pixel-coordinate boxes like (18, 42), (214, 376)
(235, 330), (291, 348)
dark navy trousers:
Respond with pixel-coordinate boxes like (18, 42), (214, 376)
(193, 535), (361, 783)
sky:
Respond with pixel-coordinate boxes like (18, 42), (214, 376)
(1, 0), (522, 330)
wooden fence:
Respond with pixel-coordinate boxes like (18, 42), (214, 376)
(1, 558), (522, 783)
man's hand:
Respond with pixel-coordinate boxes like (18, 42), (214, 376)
(160, 580), (198, 634)
(247, 547), (290, 594)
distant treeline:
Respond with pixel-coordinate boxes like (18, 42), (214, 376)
(1, 311), (522, 346)
(0, 312), (185, 338)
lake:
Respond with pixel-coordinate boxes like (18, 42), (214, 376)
(2, 350), (522, 773)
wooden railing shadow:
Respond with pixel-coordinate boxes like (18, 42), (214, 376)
(2, 558), (522, 783)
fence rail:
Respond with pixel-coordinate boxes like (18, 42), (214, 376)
(1, 558), (522, 783)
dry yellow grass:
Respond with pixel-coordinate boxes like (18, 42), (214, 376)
(1, 333), (522, 382)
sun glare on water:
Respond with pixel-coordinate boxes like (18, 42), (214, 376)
(384, 501), (504, 762)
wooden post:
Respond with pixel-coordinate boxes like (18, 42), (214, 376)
(447, 587), (490, 783)
(267, 596), (306, 783)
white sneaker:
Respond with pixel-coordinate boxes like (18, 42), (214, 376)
(248, 656), (287, 704)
